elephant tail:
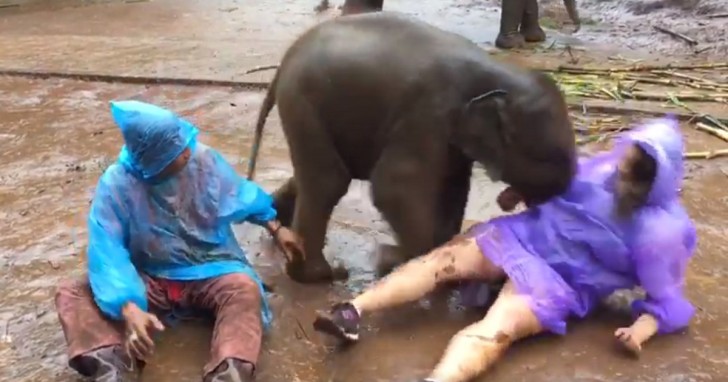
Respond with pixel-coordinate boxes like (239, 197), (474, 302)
(247, 69), (280, 181)
(563, 0), (580, 33)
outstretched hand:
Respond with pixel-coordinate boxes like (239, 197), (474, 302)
(271, 224), (305, 264)
(615, 327), (642, 355)
(122, 303), (165, 361)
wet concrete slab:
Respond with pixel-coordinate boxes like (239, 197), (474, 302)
(1, 76), (727, 382)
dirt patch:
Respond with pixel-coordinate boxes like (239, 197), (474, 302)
(560, 0), (728, 58)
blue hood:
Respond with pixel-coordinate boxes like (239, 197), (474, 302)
(111, 100), (199, 180)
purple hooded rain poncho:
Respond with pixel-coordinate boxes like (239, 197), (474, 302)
(466, 117), (697, 335)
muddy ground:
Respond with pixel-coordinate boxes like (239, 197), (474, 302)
(1, 1), (727, 381)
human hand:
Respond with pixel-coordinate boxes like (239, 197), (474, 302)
(274, 226), (305, 264)
(615, 327), (642, 356)
(496, 187), (523, 212)
(121, 303), (165, 360)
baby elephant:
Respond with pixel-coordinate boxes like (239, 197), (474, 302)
(247, 12), (576, 283)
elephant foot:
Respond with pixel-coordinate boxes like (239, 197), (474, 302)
(495, 32), (526, 49)
(520, 25), (546, 43)
(314, 0), (330, 13)
(374, 244), (409, 277)
(287, 258), (349, 284)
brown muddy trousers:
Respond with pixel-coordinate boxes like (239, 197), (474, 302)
(55, 273), (263, 377)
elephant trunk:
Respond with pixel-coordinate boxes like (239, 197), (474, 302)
(562, 0), (580, 33)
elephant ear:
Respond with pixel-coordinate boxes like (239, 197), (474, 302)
(464, 89), (514, 147)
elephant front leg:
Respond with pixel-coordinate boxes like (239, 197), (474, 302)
(341, 0), (384, 15)
(434, 154), (472, 247)
(495, 0), (526, 49)
(520, 0), (546, 43)
(371, 163), (440, 277)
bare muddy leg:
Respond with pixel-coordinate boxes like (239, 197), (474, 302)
(428, 281), (543, 382)
(187, 273), (262, 381)
(313, 237), (504, 341)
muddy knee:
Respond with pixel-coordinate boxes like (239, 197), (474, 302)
(216, 274), (260, 297)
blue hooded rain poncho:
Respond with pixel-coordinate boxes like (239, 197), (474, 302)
(87, 100), (276, 327)
(465, 117), (697, 335)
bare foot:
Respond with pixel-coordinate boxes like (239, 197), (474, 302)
(615, 327), (642, 356)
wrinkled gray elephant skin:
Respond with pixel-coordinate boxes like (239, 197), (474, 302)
(247, 13), (576, 284)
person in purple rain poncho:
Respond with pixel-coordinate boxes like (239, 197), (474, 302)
(313, 117), (697, 382)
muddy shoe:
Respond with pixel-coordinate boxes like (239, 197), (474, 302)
(72, 345), (138, 382)
(203, 359), (255, 382)
(313, 302), (361, 342)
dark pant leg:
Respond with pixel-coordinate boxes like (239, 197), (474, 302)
(184, 273), (263, 375)
(55, 276), (173, 372)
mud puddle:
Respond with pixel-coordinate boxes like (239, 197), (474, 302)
(1, 75), (727, 381)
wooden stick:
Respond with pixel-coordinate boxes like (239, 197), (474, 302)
(684, 149), (728, 159)
(552, 62), (728, 74)
(706, 13), (728, 19)
(242, 64), (278, 75)
(652, 70), (726, 87)
(695, 122), (728, 142)
(566, 99), (728, 125)
(653, 25), (698, 46)
(622, 90), (728, 102)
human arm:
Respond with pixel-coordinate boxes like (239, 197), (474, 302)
(211, 150), (304, 260)
(212, 149), (278, 226)
(86, 178), (148, 321)
(87, 176), (164, 359)
(617, 216), (695, 354)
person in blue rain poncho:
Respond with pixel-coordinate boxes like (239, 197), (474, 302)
(55, 100), (303, 382)
(313, 117), (697, 382)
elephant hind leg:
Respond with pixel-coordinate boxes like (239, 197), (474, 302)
(279, 100), (351, 284)
(272, 177), (296, 227)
